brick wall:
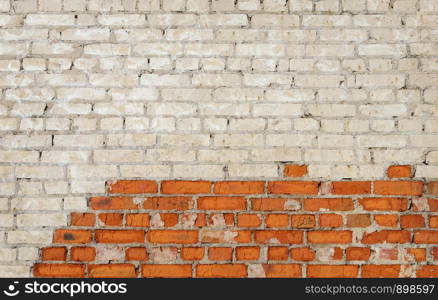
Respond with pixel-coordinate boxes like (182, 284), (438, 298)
(1, 0), (438, 277)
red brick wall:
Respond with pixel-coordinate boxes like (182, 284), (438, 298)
(33, 165), (438, 278)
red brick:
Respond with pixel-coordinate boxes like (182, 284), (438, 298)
(262, 264), (301, 278)
(406, 248), (426, 262)
(254, 230), (303, 244)
(126, 247), (148, 261)
(209, 213), (234, 226)
(208, 247), (233, 261)
(196, 264), (247, 278)
(362, 265), (401, 278)
(144, 197), (193, 210)
(284, 165), (307, 178)
(346, 214), (371, 227)
(251, 198), (299, 211)
(89, 264), (137, 278)
(429, 216), (438, 228)
(291, 247), (315, 261)
(268, 181), (318, 195)
(236, 247), (260, 260)
(362, 230), (410, 244)
(71, 213), (95, 227)
(359, 197), (408, 211)
(268, 246), (289, 260)
(307, 265), (358, 278)
(181, 247), (204, 261)
(201, 230), (251, 243)
(214, 181), (264, 194)
(142, 265), (192, 278)
(308, 231), (352, 244)
(98, 213), (123, 226)
(161, 181), (211, 194)
(417, 266), (438, 278)
(331, 181), (371, 195)
(198, 196), (246, 210)
(374, 181), (423, 196)
(237, 214), (261, 227)
(95, 230), (144, 243)
(266, 214), (289, 228)
(126, 213), (150, 227)
(428, 182), (438, 194)
(304, 198), (354, 211)
(90, 196), (138, 210)
(387, 165), (412, 178)
(291, 214), (315, 228)
(346, 247), (371, 261)
(414, 231), (438, 244)
(374, 214), (398, 227)
(319, 214), (343, 227)
(71, 247), (95, 262)
(108, 180), (157, 194)
(34, 264), (85, 278)
(147, 230), (198, 244)
(400, 215), (425, 228)
(42, 247), (66, 261)
(54, 229), (92, 244)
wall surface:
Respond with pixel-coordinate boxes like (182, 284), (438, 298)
(0, 0), (438, 277)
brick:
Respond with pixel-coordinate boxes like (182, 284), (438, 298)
(208, 247), (233, 261)
(108, 180), (158, 194)
(347, 214), (371, 227)
(42, 247), (66, 261)
(291, 214), (316, 228)
(89, 264), (137, 278)
(268, 246), (289, 260)
(237, 214), (262, 227)
(214, 181), (265, 194)
(319, 214), (343, 227)
(359, 198), (408, 211)
(362, 230), (411, 244)
(198, 196), (246, 210)
(147, 230), (198, 244)
(71, 247), (96, 262)
(34, 264), (85, 278)
(429, 182), (438, 194)
(291, 247), (316, 261)
(95, 230), (145, 243)
(142, 265), (192, 278)
(196, 264), (247, 278)
(414, 231), (438, 244)
(181, 247), (205, 260)
(284, 165), (308, 177)
(161, 181), (211, 194)
(308, 231), (352, 244)
(90, 197), (139, 210)
(126, 214), (150, 227)
(268, 181), (318, 195)
(307, 265), (358, 278)
(98, 213), (123, 226)
(374, 181), (423, 196)
(417, 266), (438, 278)
(362, 265), (401, 278)
(236, 247), (260, 260)
(252, 198), (301, 211)
(54, 230), (92, 244)
(406, 248), (426, 262)
(254, 230), (303, 244)
(387, 165), (412, 178)
(126, 247), (148, 261)
(400, 215), (425, 228)
(346, 247), (371, 261)
(374, 214), (398, 227)
(331, 181), (371, 194)
(144, 197), (194, 210)
(71, 213), (95, 227)
(266, 214), (289, 228)
(304, 198), (354, 211)
(262, 264), (302, 278)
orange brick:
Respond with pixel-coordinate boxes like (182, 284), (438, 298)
(346, 247), (371, 261)
(307, 231), (352, 244)
(125, 247), (148, 261)
(362, 230), (410, 244)
(428, 198), (438, 211)
(430, 216), (438, 228)
(98, 213), (123, 226)
(236, 247), (260, 260)
(307, 265), (358, 278)
(95, 230), (144, 243)
(196, 264), (247, 278)
(374, 181), (423, 196)
(144, 197), (194, 210)
(262, 264), (301, 278)
(268, 181), (318, 195)
(433, 248), (438, 260)
(181, 247), (204, 261)
(428, 182), (438, 194)
(42, 247), (66, 261)
(359, 197), (408, 211)
(147, 230), (198, 244)
(346, 214), (371, 227)
(108, 180), (157, 194)
(374, 214), (398, 227)
(208, 247), (233, 261)
(71, 247), (95, 262)
(89, 264), (137, 278)
(414, 231), (438, 244)
(198, 196), (246, 210)
(71, 213), (95, 227)
(251, 198), (298, 211)
(34, 264), (85, 278)
(400, 215), (425, 228)
(319, 214), (343, 227)
(208, 213), (234, 226)
(268, 246), (289, 260)
(417, 266), (438, 278)
(406, 248), (426, 262)
(362, 265), (400, 278)
(201, 230), (251, 243)
(291, 247), (315, 261)
(331, 181), (371, 195)
(387, 165), (412, 178)
(214, 181), (264, 194)
(90, 196), (138, 210)
(142, 264), (192, 278)
(284, 165), (307, 178)
(266, 214), (289, 228)
(161, 181), (211, 194)
(254, 230), (303, 244)
(304, 198), (354, 211)
(54, 229), (92, 244)
(126, 213), (150, 227)
(237, 214), (261, 227)
(291, 214), (315, 228)
(158, 213), (179, 227)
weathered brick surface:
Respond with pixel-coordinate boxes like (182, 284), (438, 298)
(1, 0), (438, 278)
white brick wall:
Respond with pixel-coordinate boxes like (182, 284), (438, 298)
(0, 0), (437, 277)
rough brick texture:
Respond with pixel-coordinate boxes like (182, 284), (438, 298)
(30, 166), (438, 278)
(1, 0), (438, 278)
